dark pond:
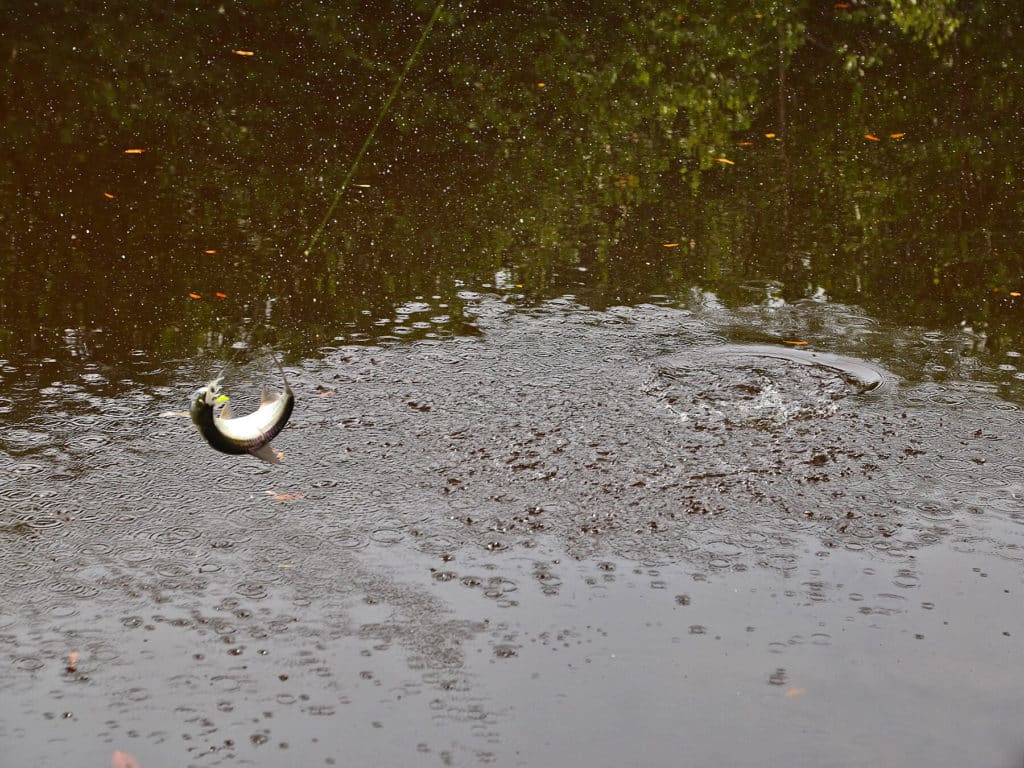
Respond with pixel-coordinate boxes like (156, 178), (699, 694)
(4, 3), (1024, 766)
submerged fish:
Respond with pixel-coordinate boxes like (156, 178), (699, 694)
(189, 357), (294, 464)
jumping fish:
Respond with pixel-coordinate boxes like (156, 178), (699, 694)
(189, 357), (294, 464)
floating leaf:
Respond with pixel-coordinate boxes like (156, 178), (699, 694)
(188, 292), (201, 299)
(215, 292), (228, 298)
(112, 752), (141, 768)
(784, 687), (807, 698)
(834, 2), (850, 8)
(764, 132), (776, 139)
(67, 650), (79, 673)
(889, 132), (906, 139)
(662, 243), (680, 248)
(537, 82), (546, 88)
(864, 134), (881, 141)
(736, 141), (754, 147)
(265, 490), (304, 501)
(124, 148), (145, 154)
(1011, 291), (1021, 298)
(103, 192), (115, 199)
(785, 340), (809, 346)
(204, 249), (218, 254)
(233, 50), (254, 56)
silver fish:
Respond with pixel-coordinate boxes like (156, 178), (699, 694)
(189, 357), (294, 464)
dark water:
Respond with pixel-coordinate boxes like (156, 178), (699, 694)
(4, 4), (1024, 767)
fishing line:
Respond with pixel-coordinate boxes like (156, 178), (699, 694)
(301, 1), (445, 259)
(213, 5), (443, 384)
(215, 325), (255, 381)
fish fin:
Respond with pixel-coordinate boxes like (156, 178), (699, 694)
(249, 443), (283, 464)
(261, 384), (281, 405)
(218, 402), (236, 420)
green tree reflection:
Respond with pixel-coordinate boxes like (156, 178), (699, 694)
(1, 1), (1021, 361)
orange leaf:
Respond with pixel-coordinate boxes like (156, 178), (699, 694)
(714, 157), (735, 165)
(784, 687), (806, 698)
(662, 243), (680, 248)
(215, 292), (227, 298)
(889, 132), (906, 139)
(764, 132), (776, 139)
(204, 249), (218, 254)
(124, 148), (145, 154)
(864, 134), (881, 141)
(112, 752), (141, 768)
(537, 82), (545, 88)
(188, 293), (201, 299)
(834, 2), (850, 8)
(103, 192), (115, 199)
(785, 340), (809, 346)
(736, 141), (754, 147)
(1010, 291), (1021, 298)
(265, 490), (304, 501)
(233, 50), (254, 56)
(67, 650), (79, 673)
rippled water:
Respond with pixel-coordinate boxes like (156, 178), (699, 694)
(2, 296), (1024, 766)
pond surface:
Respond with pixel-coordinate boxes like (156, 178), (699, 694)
(3, 4), (1024, 767)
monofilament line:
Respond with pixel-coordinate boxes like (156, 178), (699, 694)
(302, 2), (445, 259)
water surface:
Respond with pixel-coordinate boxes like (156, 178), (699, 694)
(3, 4), (1024, 767)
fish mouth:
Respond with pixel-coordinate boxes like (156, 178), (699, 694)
(204, 377), (225, 404)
